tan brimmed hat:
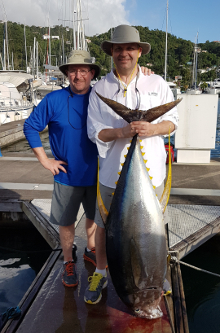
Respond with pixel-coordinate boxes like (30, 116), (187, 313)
(59, 50), (100, 79)
(101, 25), (151, 56)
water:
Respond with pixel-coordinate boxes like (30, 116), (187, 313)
(2, 131), (52, 155)
(0, 220), (52, 314)
(181, 234), (220, 333)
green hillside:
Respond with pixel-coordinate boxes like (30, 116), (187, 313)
(1, 21), (220, 89)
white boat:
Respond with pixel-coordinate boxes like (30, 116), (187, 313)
(206, 79), (220, 95)
(36, 82), (62, 99)
(0, 81), (34, 125)
(205, 86), (219, 95)
(0, 71), (36, 125)
(186, 87), (202, 95)
(167, 81), (181, 99)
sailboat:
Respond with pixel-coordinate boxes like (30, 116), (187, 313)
(186, 32), (202, 95)
(0, 21), (35, 124)
(164, 0), (180, 99)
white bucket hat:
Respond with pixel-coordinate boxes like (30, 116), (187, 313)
(101, 25), (151, 56)
(59, 50), (100, 79)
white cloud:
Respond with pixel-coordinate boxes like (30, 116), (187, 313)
(85, 0), (130, 36)
(0, 0), (130, 37)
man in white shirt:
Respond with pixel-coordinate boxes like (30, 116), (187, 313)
(84, 24), (179, 304)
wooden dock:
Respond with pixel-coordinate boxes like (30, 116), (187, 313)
(0, 199), (189, 333)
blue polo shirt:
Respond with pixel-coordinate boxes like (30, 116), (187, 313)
(23, 86), (98, 186)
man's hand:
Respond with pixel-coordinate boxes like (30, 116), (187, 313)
(140, 66), (154, 76)
(131, 121), (156, 137)
(121, 123), (138, 138)
(131, 120), (175, 137)
(40, 158), (68, 176)
(32, 147), (67, 176)
(98, 123), (137, 142)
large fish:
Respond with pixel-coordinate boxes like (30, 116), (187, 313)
(96, 92), (181, 319)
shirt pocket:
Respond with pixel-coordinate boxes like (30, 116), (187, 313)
(140, 93), (161, 111)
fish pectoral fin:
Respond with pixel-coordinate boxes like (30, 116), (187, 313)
(130, 238), (145, 287)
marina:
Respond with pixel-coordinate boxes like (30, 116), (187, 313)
(0, 102), (220, 331)
(0, 0), (220, 330)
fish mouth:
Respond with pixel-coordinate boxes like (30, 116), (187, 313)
(134, 305), (163, 319)
(133, 288), (163, 319)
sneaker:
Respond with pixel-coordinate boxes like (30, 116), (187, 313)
(83, 247), (96, 266)
(83, 248), (108, 268)
(62, 261), (78, 287)
(84, 272), (108, 304)
(163, 278), (172, 296)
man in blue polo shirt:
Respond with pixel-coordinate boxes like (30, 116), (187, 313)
(24, 50), (100, 287)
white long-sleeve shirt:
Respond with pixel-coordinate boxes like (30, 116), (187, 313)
(87, 67), (179, 188)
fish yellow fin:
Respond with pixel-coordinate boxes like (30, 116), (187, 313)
(142, 152), (145, 156)
(124, 154), (127, 158)
(121, 163), (124, 166)
(140, 146), (143, 149)
(159, 129), (172, 213)
(146, 167), (150, 171)
(118, 171), (121, 175)
(97, 158), (108, 223)
(115, 181), (118, 185)
(127, 147), (130, 150)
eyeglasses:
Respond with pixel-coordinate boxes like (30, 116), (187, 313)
(68, 69), (92, 77)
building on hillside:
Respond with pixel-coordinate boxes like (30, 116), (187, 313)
(43, 35), (59, 40)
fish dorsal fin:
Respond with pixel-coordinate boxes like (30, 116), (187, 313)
(97, 158), (109, 223)
(159, 129), (172, 213)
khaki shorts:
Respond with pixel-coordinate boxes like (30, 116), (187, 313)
(50, 181), (97, 226)
(95, 182), (168, 229)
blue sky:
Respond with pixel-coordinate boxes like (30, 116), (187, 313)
(0, 0), (219, 44)
(126, 0), (219, 43)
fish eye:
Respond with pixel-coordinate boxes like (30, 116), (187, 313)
(135, 309), (140, 313)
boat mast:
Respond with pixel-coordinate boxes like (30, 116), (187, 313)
(73, 0), (76, 50)
(33, 37), (36, 78)
(2, 2), (9, 70)
(24, 25), (28, 72)
(192, 32), (199, 89)
(164, 0), (168, 81)
(195, 32), (199, 88)
(5, 21), (10, 69)
(36, 41), (39, 79)
(73, 0), (88, 51)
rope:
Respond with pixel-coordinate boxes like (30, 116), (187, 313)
(179, 260), (220, 278)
